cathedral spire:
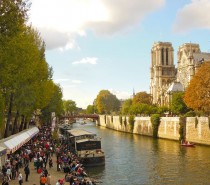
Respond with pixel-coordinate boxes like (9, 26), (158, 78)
(189, 41), (193, 58)
(132, 88), (135, 99)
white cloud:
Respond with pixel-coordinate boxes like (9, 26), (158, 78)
(86, 0), (165, 35)
(54, 78), (70, 83)
(30, 0), (165, 50)
(72, 80), (82, 84)
(173, 0), (210, 33)
(72, 57), (98, 65)
(109, 89), (131, 100)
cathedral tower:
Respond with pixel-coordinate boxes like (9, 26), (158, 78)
(177, 43), (200, 89)
(150, 42), (176, 105)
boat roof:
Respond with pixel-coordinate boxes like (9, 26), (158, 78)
(76, 138), (98, 143)
(67, 129), (96, 137)
(59, 124), (72, 130)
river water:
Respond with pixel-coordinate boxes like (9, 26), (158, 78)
(73, 121), (210, 185)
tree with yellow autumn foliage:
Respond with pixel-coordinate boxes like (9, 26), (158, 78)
(184, 62), (210, 115)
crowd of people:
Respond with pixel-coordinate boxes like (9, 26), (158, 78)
(1, 125), (97, 185)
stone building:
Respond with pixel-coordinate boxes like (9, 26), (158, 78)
(150, 42), (210, 106)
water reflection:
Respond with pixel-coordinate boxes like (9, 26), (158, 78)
(73, 122), (210, 185)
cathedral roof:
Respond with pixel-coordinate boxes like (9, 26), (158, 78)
(166, 81), (184, 94)
(193, 52), (210, 63)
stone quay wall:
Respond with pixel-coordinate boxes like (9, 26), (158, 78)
(98, 115), (210, 145)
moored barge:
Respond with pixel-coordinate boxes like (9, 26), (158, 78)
(66, 129), (105, 167)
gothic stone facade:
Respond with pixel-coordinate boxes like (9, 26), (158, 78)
(150, 42), (210, 106)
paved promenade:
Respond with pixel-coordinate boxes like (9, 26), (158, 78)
(10, 155), (65, 185)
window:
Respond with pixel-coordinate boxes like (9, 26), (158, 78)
(161, 48), (164, 65)
(166, 48), (168, 65)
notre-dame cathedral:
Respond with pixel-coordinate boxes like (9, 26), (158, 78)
(150, 42), (210, 106)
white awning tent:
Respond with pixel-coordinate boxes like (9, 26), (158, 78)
(0, 126), (39, 154)
(26, 127), (39, 138)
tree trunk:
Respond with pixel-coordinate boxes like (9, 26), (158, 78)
(19, 115), (24, 132)
(4, 93), (13, 138)
(23, 117), (28, 129)
(12, 110), (19, 134)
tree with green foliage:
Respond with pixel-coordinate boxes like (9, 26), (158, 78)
(0, 0), (31, 137)
(0, 0), (63, 136)
(121, 99), (132, 115)
(41, 83), (63, 125)
(171, 92), (189, 115)
(133, 91), (152, 105)
(0, 25), (52, 136)
(157, 106), (169, 115)
(86, 105), (95, 114)
(0, 0), (30, 38)
(129, 103), (157, 116)
(95, 90), (120, 114)
(63, 100), (77, 115)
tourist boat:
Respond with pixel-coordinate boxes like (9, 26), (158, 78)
(181, 141), (195, 147)
(58, 123), (73, 137)
(66, 129), (105, 167)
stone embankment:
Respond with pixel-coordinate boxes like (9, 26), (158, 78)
(98, 115), (210, 146)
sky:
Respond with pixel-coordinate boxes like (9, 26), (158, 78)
(29, 0), (210, 109)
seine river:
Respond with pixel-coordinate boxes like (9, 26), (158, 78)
(73, 121), (210, 185)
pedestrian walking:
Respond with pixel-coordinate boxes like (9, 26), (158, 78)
(49, 157), (53, 168)
(40, 174), (47, 185)
(17, 172), (23, 185)
(2, 175), (10, 185)
(24, 164), (30, 181)
(6, 167), (11, 181)
(55, 180), (61, 185)
(46, 173), (51, 185)
(11, 166), (16, 180)
(42, 167), (48, 177)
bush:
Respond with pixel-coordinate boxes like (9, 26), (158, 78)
(104, 115), (106, 124)
(195, 111), (206, 117)
(179, 116), (186, 142)
(119, 115), (122, 125)
(195, 117), (198, 128)
(151, 114), (160, 138)
(123, 116), (127, 126)
(128, 115), (135, 132)
(185, 111), (196, 117)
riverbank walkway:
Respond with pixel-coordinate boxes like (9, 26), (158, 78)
(9, 154), (64, 185)
(4, 125), (95, 185)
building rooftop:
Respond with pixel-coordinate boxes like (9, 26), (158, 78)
(167, 81), (184, 93)
(193, 52), (210, 63)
